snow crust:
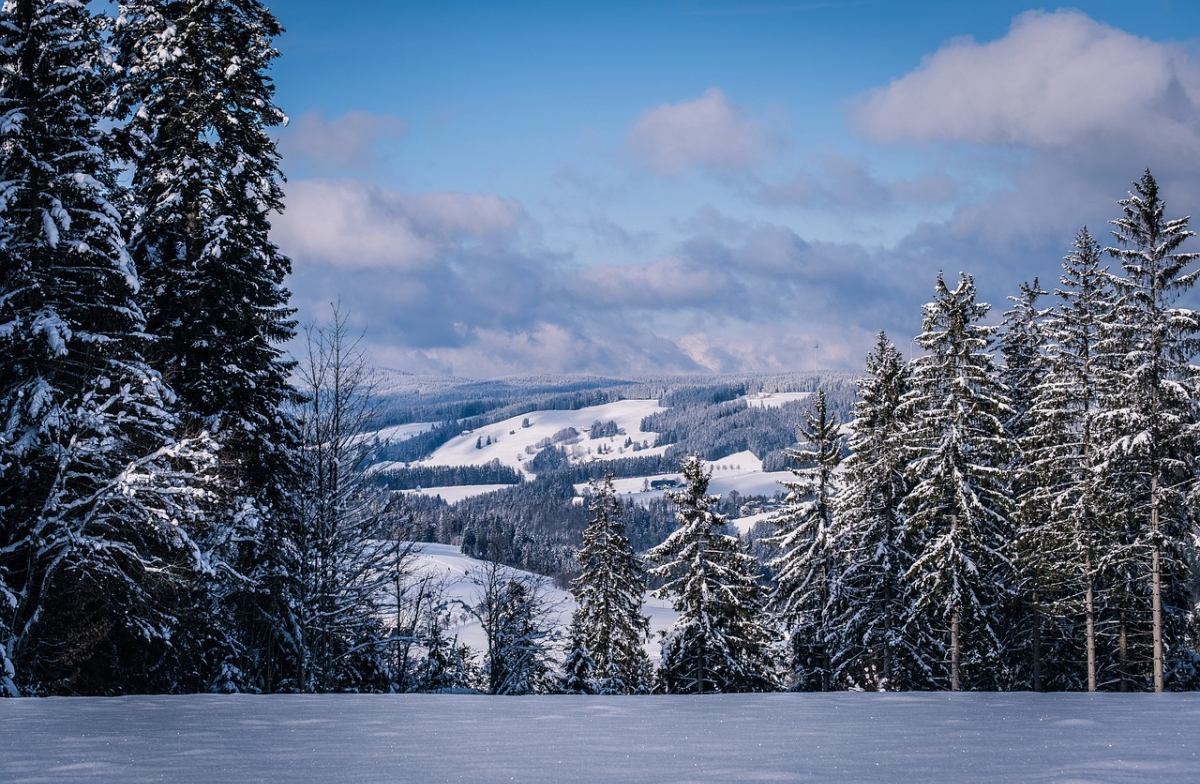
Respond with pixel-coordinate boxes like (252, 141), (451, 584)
(3, 692), (1197, 783)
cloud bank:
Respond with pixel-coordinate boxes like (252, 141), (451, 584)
(274, 11), (1200, 379)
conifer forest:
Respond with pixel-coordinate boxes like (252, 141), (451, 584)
(3, 0), (1200, 701)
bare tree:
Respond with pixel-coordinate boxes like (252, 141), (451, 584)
(290, 304), (407, 692)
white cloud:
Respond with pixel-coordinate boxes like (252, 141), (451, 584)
(627, 88), (785, 176)
(275, 179), (525, 271)
(854, 10), (1200, 152)
(280, 110), (407, 173)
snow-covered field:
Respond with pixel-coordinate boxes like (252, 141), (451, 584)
(425, 399), (668, 474)
(3, 692), (1196, 783)
(740, 391), (811, 408)
(581, 450), (792, 509)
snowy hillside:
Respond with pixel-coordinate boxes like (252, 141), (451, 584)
(376, 393), (815, 505)
(5, 692), (1198, 783)
(409, 543), (677, 660)
(582, 449), (792, 517)
(424, 398), (668, 474)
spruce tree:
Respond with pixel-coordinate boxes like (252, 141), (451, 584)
(999, 278), (1061, 689)
(766, 388), (842, 691)
(899, 272), (1016, 691)
(0, 0), (210, 695)
(1024, 228), (1116, 691)
(649, 455), (776, 693)
(112, 0), (300, 691)
(828, 333), (929, 690)
(1100, 170), (1200, 691)
(567, 474), (651, 694)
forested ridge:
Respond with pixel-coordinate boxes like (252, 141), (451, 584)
(2, 1), (1198, 698)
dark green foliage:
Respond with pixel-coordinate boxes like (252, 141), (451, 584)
(650, 456), (777, 693)
(567, 475), (651, 694)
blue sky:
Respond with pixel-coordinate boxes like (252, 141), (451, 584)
(265, 1), (1200, 377)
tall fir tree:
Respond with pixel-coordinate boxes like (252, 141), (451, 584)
(899, 272), (1016, 691)
(1024, 228), (1116, 691)
(649, 455), (776, 693)
(1100, 170), (1200, 691)
(828, 332), (930, 690)
(766, 388), (842, 691)
(0, 0), (211, 695)
(112, 0), (300, 691)
(999, 278), (1063, 690)
(567, 474), (651, 694)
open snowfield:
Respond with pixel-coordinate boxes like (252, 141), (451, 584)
(2, 692), (1197, 783)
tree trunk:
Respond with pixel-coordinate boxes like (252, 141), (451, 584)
(1085, 562), (1097, 692)
(1150, 475), (1164, 693)
(950, 608), (961, 691)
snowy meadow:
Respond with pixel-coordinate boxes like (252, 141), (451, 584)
(2, 692), (1198, 783)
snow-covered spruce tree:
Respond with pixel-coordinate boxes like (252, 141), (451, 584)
(112, 0), (300, 691)
(765, 388), (842, 691)
(415, 608), (473, 693)
(899, 272), (1016, 691)
(0, 0), (213, 695)
(1099, 170), (1200, 691)
(560, 620), (597, 694)
(1024, 228), (1117, 691)
(566, 474), (651, 694)
(1000, 278), (1071, 690)
(828, 332), (931, 690)
(649, 455), (776, 693)
(291, 307), (405, 693)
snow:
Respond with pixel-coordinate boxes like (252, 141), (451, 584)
(368, 421), (437, 443)
(730, 509), (775, 534)
(580, 451), (790, 507)
(408, 544), (676, 661)
(3, 692), (1197, 783)
(740, 391), (811, 408)
(423, 399), (667, 475)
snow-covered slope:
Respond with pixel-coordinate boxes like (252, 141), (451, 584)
(409, 543), (677, 660)
(424, 399), (668, 474)
(580, 450), (792, 511)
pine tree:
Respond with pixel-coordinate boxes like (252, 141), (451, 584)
(828, 332), (929, 690)
(1024, 228), (1116, 691)
(567, 474), (651, 694)
(999, 278), (1062, 690)
(900, 272), (1016, 691)
(1100, 170), (1200, 691)
(0, 0), (211, 695)
(649, 455), (776, 693)
(112, 0), (300, 691)
(766, 389), (842, 691)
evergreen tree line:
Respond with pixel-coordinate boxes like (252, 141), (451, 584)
(0, 1), (408, 696)
(375, 460), (524, 491)
(547, 171), (1200, 695)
